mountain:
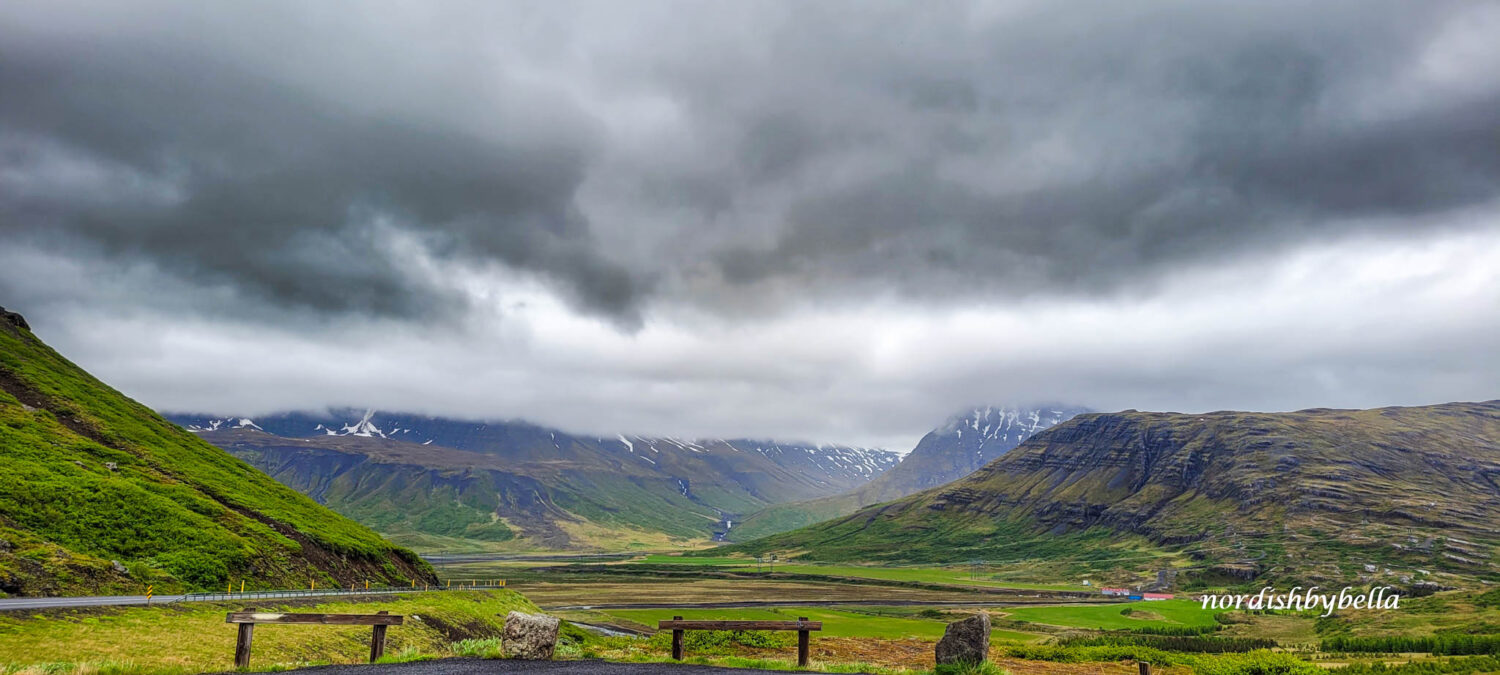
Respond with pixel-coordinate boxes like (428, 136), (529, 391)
(722, 402), (1500, 584)
(0, 308), (434, 596)
(728, 405), (1086, 541)
(168, 410), (899, 551)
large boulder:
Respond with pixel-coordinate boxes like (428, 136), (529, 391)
(503, 611), (560, 660)
(935, 611), (990, 666)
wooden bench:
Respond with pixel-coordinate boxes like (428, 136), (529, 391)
(225, 609), (403, 668)
(658, 617), (823, 667)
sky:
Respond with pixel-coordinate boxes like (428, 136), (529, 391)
(3, 0), (1500, 451)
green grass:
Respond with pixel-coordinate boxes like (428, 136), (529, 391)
(734, 563), (1085, 591)
(0, 322), (431, 595)
(628, 555), (1086, 591)
(603, 606), (1038, 642)
(1001, 599), (1218, 630)
(0, 590), (533, 672)
(634, 555), (755, 566)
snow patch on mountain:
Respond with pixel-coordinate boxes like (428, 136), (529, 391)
(938, 405), (1083, 449)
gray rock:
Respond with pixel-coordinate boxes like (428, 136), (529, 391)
(0, 306), (28, 331)
(503, 610), (560, 660)
(111, 560), (130, 575)
(935, 611), (990, 666)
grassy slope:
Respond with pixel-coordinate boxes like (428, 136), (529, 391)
(0, 589), (534, 672)
(731, 493), (864, 542)
(211, 431), (816, 552)
(0, 321), (434, 595)
(717, 403), (1500, 581)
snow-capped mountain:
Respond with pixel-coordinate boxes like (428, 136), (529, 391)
(727, 404), (1089, 541)
(936, 405), (1084, 454)
(873, 404), (1090, 498)
(165, 408), (899, 549)
(181, 417), (263, 432)
(731, 441), (897, 484)
(171, 409), (897, 489)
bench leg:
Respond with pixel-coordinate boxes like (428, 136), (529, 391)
(370, 624), (388, 662)
(798, 618), (810, 667)
(234, 623), (255, 669)
(672, 616), (683, 660)
(370, 610), (389, 662)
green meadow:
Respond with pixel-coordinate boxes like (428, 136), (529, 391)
(999, 599), (1217, 630)
(628, 555), (1086, 591)
(602, 606), (1040, 642)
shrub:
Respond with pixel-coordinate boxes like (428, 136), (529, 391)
(1334, 656), (1500, 675)
(1322, 635), (1500, 655)
(646, 630), (795, 654)
(1192, 651), (1321, 675)
(1061, 634), (1277, 653)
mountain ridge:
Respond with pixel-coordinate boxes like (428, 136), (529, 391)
(727, 404), (1087, 541)
(720, 401), (1500, 585)
(169, 409), (900, 551)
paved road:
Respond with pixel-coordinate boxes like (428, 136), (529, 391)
(423, 552), (640, 565)
(0, 593), (189, 611)
(252, 659), (827, 675)
(0, 589), (433, 612)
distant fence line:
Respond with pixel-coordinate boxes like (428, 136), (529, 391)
(178, 581), (505, 604)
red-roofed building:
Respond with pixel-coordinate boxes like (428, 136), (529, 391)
(1143, 593), (1173, 601)
(1101, 587), (1131, 596)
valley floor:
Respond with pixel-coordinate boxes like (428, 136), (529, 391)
(3, 556), (1498, 675)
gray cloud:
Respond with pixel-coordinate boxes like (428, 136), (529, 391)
(4, 1), (1498, 320)
(3, 0), (1500, 446)
(1, 3), (641, 324)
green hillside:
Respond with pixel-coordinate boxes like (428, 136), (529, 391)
(721, 402), (1500, 585)
(177, 417), (897, 553)
(221, 432), (738, 551)
(0, 310), (434, 596)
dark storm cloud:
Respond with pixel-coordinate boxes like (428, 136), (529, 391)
(3, 0), (1499, 322)
(0, 5), (642, 324)
(3, 0), (1500, 447)
(657, 1), (1500, 301)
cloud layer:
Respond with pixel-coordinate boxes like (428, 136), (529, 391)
(3, 1), (1499, 448)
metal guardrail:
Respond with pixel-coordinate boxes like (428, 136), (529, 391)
(178, 582), (506, 604)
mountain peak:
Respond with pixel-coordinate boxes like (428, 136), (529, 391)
(937, 404), (1091, 441)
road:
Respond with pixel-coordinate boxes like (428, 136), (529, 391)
(422, 552), (640, 564)
(256, 659), (827, 675)
(0, 588), (436, 612)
